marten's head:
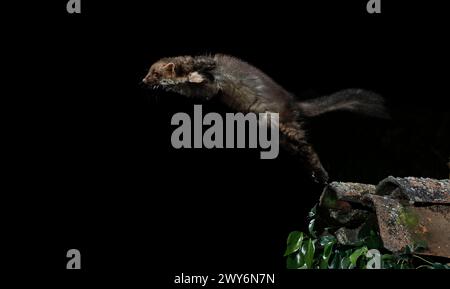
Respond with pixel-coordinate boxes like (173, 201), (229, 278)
(142, 56), (218, 99)
(142, 57), (206, 88)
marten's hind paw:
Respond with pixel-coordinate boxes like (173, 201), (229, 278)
(312, 170), (329, 185)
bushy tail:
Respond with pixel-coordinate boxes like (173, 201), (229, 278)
(297, 88), (389, 119)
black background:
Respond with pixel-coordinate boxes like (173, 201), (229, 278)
(8, 0), (449, 286)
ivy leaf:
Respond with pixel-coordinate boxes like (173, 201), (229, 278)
(400, 262), (412, 269)
(431, 263), (446, 269)
(308, 219), (317, 238)
(364, 231), (383, 249)
(382, 254), (394, 260)
(308, 204), (317, 218)
(302, 239), (316, 268)
(329, 251), (341, 269)
(319, 235), (336, 246)
(287, 252), (303, 269)
(381, 254), (395, 269)
(340, 256), (351, 269)
(349, 247), (368, 266)
(319, 240), (335, 269)
(284, 231), (304, 256)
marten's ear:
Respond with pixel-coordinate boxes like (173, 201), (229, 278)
(188, 71), (205, 83)
(162, 63), (175, 74)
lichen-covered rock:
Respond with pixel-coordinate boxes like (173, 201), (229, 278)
(376, 176), (449, 204)
(317, 176), (450, 258)
(335, 227), (363, 246)
(319, 182), (376, 208)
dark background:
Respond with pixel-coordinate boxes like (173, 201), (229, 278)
(8, 0), (449, 286)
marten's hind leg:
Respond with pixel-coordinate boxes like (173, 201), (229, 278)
(279, 122), (329, 184)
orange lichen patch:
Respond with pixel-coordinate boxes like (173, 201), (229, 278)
(369, 195), (450, 258)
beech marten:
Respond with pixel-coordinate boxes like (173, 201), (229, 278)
(143, 54), (389, 184)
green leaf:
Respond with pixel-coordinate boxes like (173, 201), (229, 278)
(308, 204), (317, 218)
(301, 239), (316, 269)
(308, 219), (316, 238)
(287, 250), (307, 269)
(381, 254), (395, 269)
(340, 256), (351, 269)
(349, 247), (368, 266)
(432, 263), (446, 269)
(284, 231), (304, 256)
(400, 262), (412, 269)
(403, 245), (413, 255)
(323, 242), (335, 259)
(382, 254), (394, 260)
(365, 231), (383, 249)
(336, 249), (356, 269)
(287, 252), (302, 269)
(329, 252), (341, 269)
(319, 235), (336, 246)
(319, 241), (335, 269)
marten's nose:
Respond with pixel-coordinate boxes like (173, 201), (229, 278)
(142, 76), (154, 85)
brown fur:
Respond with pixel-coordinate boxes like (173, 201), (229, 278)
(143, 54), (388, 184)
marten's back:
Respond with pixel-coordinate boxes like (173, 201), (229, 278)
(212, 54), (295, 114)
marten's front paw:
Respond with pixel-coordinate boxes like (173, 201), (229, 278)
(312, 170), (329, 185)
